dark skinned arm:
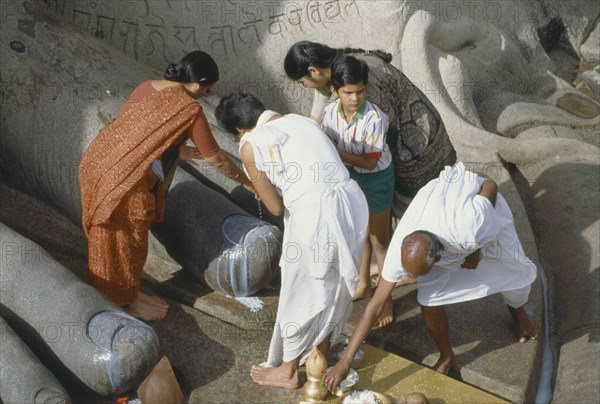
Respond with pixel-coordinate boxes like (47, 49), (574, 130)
(461, 179), (498, 269)
(336, 149), (379, 171)
(205, 149), (254, 191)
(478, 179), (498, 207)
(323, 279), (396, 392)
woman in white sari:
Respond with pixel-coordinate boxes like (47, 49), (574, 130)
(215, 91), (369, 390)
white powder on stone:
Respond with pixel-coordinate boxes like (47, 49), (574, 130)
(234, 296), (264, 312)
(343, 390), (378, 404)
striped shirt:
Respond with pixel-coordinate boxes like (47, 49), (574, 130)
(321, 99), (392, 173)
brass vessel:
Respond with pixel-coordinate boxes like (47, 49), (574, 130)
(303, 346), (329, 401)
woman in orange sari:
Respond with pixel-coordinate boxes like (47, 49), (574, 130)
(79, 51), (251, 321)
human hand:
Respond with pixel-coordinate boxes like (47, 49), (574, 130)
(179, 144), (202, 166)
(461, 249), (482, 269)
(323, 361), (350, 393)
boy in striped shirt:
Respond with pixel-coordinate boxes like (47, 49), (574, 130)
(321, 55), (395, 328)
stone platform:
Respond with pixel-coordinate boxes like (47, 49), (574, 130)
(0, 183), (540, 403)
(139, 268), (541, 402)
(331, 344), (509, 403)
(64, 298), (510, 403)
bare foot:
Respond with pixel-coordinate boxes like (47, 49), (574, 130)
(374, 296), (394, 328)
(373, 266), (415, 288)
(354, 281), (374, 301)
(396, 274), (417, 287)
(250, 364), (299, 389)
(432, 353), (454, 375)
(509, 306), (538, 343)
(124, 292), (168, 321)
(139, 291), (169, 309)
(369, 263), (380, 286)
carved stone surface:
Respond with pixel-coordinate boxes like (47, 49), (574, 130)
(0, 222), (161, 395)
(0, 1), (281, 298)
(152, 180), (282, 297)
(0, 316), (71, 404)
(0, 1), (156, 223)
(399, 10), (599, 403)
(580, 22), (600, 63)
(1, 0), (600, 402)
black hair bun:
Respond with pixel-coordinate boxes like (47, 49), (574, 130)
(164, 63), (187, 82)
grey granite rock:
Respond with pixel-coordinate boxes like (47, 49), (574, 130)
(0, 1), (280, 297)
(0, 1), (156, 223)
(582, 65), (600, 95)
(580, 22), (600, 63)
(401, 10), (598, 402)
(2, 1), (600, 402)
(0, 316), (71, 404)
(511, 156), (600, 403)
(39, 0), (600, 115)
(552, 325), (600, 403)
(0, 222), (161, 395)
(152, 180), (282, 297)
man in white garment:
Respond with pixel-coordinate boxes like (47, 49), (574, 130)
(215, 91), (369, 390)
(324, 162), (538, 391)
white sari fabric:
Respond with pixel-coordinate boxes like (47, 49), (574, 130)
(381, 162), (537, 307)
(240, 112), (368, 365)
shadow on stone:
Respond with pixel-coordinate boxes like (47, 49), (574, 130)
(507, 160), (599, 402)
(149, 302), (236, 396)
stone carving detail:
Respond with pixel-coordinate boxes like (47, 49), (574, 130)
(42, 0), (360, 60)
(0, 223), (161, 396)
(152, 181), (282, 297)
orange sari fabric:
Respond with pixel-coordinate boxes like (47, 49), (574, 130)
(79, 85), (200, 305)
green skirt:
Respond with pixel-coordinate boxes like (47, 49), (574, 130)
(348, 164), (395, 213)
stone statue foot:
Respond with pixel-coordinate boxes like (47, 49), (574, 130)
(88, 310), (160, 392)
(0, 317), (71, 403)
(125, 292), (169, 321)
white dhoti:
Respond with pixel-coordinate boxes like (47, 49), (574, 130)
(239, 112), (369, 367)
(266, 180), (368, 366)
(381, 162), (537, 307)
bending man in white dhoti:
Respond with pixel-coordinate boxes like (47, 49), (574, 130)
(324, 162), (538, 391)
(215, 91), (369, 390)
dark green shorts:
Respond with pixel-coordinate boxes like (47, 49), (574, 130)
(348, 164), (395, 213)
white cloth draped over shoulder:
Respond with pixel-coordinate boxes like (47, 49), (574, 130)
(240, 111), (369, 365)
(381, 162), (537, 307)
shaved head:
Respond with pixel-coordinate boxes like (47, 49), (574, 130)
(401, 230), (441, 278)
